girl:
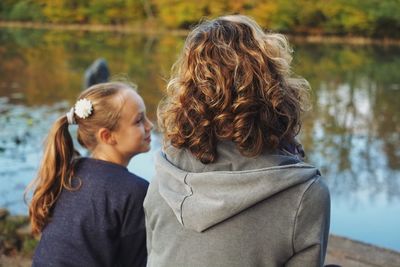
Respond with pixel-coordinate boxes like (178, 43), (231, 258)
(144, 15), (330, 267)
(27, 82), (153, 267)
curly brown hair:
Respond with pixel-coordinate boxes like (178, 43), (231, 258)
(158, 15), (310, 164)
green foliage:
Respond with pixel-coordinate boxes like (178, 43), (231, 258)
(0, 214), (38, 256)
(0, 0), (399, 37)
(38, 0), (90, 23)
(317, 0), (372, 35)
(8, 0), (44, 22)
(87, 0), (146, 24)
(21, 237), (39, 256)
(153, 0), (206, 28)
(0, 0), (16, 20)
(364, 0), (400, 37)
(0, 216), (27, 235)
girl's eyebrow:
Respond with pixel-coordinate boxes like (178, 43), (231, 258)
(134, 111), (144, 120)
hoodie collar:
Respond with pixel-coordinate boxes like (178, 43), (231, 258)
(154, 143), (319, 232)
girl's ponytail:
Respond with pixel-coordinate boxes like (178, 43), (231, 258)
(27, 115), (79, 235)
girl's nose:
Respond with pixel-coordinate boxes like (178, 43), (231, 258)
(146, 119), (154, 131)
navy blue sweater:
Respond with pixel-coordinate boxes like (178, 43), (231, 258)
(32, 158), (149, 267)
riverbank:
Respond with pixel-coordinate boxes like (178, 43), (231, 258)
(0, 21), (187, 36)
(325, 235), (400, 267)
(1, 236), (399, 267)
(1, 209), (399, 267)
(1, 21), (400, 46)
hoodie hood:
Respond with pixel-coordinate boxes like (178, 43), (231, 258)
(154, 142), (319, 233)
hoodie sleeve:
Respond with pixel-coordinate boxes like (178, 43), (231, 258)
(285, 176), (331, 267)
(145, 207), (153, 259)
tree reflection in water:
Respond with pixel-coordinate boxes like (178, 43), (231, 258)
(0, 28), (399, 248)
(292, 44), (400, 205)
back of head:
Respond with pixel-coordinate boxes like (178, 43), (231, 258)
(27, 81), (134, 235)
(158, 15), (310, 164)
(75, 82), (135, 150)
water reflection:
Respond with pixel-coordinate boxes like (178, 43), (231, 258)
(0, 98), (69, 213)
(0, 28), (399, 250)
(0, 28), (183, 115)
(293, 44), (400, 205)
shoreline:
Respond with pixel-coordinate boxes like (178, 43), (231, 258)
(326, 235), (400, 267)
(0, 21), (188, 36)
(1, 21), (400, 46)
(0, 234), (399, 267)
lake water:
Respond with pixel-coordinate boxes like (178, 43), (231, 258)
(1, 28), (399, 251)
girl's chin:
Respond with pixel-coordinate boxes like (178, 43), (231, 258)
(129, 146), (151, 159)
(140, 145), (151, 153)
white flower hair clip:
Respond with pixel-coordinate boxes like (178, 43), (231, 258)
(74, 98), (93, 119)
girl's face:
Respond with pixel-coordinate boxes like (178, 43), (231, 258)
(112, 89), (153, 164)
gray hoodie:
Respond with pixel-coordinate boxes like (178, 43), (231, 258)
(144, 142), (330, 267)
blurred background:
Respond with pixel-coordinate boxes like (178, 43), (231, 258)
(1, 0), (399, 254)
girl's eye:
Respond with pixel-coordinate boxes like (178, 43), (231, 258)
(135, 115), (144, 124)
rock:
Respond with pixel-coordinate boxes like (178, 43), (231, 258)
(0, 208), (9, 220)
(7, 215), (28, 225)
(0, 254), (32, 267)
(83, 58), (110, 89)
(2, 236), (20, 254)
(326, 234), (400, 267)
(0, 214), (36, 257)
(16, 224), (32, 239)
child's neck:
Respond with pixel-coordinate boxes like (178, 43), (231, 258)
(91, 150), (129, 167)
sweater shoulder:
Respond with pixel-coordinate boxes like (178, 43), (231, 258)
(101, 170), (149, 201)
(75, 158), (149, 198)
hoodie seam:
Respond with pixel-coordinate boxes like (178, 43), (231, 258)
(198, 164), (314, 175)
(291, 175), (320, 255)
(179, 173), (193, 226)
(160, 153), (314, 175)
(159, 150), (316, 176)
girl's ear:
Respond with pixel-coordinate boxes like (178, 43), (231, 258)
(97, 128), (116, 145)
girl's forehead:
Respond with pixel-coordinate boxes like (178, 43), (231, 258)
(121, 89), (145, 112)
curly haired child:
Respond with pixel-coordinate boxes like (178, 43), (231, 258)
(144, 15), (330, 267)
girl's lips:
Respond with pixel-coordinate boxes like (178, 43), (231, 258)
(145, 136), (151, 143)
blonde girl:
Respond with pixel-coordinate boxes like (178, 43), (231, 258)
(28, 82), (153, 267)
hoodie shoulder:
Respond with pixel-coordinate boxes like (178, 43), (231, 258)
(288, 176), (330, 266)
(153, 150), (322, 233)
